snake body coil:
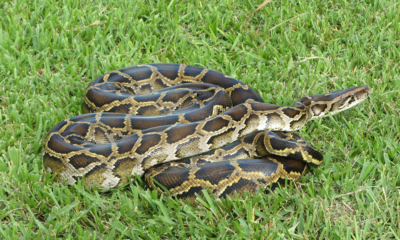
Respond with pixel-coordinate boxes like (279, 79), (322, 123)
(43, 64), (370, 199)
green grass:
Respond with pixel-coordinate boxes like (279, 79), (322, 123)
(0, 0), (399, 239)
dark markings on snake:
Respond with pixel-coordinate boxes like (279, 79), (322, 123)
(88, 145), (113, 158)
(108, 104), (132, 114)
(48, 134), (83, 153)
(166, 123), (197, 144)
(195, 161), (236, 185)
(203, 117), (231, 132)
(136, 134), (163, 155)
(69, 153), (101, 169)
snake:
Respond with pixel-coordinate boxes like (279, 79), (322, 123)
(43, 63), (370, 200)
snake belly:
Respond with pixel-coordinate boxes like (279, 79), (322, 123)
(43, 63), (370, 199)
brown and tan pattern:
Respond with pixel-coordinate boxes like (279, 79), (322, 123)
(43, 63), (370, 199)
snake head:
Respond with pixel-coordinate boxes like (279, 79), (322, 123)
(294, 85), (371, 119)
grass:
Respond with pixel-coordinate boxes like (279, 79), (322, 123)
(0, 0), (399, 239)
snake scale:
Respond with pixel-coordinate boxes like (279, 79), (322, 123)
(43, 63), (370, 199)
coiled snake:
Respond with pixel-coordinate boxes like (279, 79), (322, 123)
(43, 64), (370, 199)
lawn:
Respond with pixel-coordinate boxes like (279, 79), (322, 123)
(0, 0), (399, 239)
